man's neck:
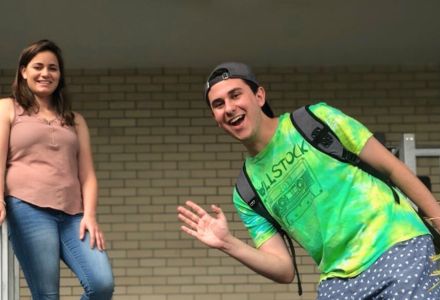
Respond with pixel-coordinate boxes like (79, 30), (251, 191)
(244, 116), (279, 156)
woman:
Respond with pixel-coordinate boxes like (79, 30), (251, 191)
(0, 39), (114, 299)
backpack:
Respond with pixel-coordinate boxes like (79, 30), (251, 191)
(235, 104), (440, 296)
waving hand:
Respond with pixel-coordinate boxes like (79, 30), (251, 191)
(177, 200), (231, 249)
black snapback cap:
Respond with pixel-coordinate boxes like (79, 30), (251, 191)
(204, 62), (274, 117)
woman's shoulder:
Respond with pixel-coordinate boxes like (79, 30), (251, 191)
(72, 111), (85, 123)
(71, 111), (90, 131)
(0, 97), (15, 104)
(0, 97), (16, 111)
(0, 97), (16, 123)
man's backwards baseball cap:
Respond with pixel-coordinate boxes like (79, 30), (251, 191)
(204, 62), (274, 118)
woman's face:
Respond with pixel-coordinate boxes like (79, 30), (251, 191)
(21, 50), (60, 99)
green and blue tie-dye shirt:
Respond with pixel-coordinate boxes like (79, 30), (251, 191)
(233, 102), (429, 281)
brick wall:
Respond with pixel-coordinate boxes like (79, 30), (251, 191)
(0, 64), (439, 299)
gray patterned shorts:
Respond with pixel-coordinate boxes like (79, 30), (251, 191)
(317, 235), (440, 300)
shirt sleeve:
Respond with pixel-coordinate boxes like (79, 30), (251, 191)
(233, 187), (278, 248)
(309, 102), (373, 155)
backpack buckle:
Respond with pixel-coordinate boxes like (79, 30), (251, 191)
(342, 149), (360, 165)
(311, 127), (333, 148)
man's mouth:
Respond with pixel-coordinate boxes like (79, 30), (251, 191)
(228, 115), (245, 126)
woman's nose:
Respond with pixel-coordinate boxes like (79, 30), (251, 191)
(40, 67), (50, 76)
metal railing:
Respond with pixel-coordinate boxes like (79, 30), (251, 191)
(399, 133), (440, 174)
(399, 133), (440, 210)
(1, 222), (20, 300)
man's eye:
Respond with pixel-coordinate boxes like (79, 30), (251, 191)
(231, 92), (240, 99)
(212, 101), (223, 108)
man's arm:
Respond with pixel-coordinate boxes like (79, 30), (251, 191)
(177, 200), (294, 283)
(359, 136), (440, 228)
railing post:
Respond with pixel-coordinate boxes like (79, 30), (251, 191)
(1, 222), (19, 300)
(400, 133), (440, 173)
(399, 133), (440, 209)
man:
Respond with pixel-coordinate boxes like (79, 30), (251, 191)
(177, 62), (440, 299)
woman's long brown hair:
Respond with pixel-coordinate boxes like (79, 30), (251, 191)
(11, 39), (74, 126)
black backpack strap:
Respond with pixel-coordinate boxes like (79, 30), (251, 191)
(236, 167), (283, 232)
(291, 105), (400, 204)
(236, 165), (303, 296)
(291, 105), (360, 165)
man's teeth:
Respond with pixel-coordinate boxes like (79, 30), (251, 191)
(230, 115), (244, 125)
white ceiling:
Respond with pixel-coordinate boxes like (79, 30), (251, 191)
(1, 0), (439, 69)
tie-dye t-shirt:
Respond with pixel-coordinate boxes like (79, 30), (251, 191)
(233, 102), (429, 281)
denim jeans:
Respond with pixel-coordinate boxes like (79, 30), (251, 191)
(6, 196), (114, 300)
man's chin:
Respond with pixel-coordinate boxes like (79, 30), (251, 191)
(233, 133), (250, 143)
(221, 126), (249, 142)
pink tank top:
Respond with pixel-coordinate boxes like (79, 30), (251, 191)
(5, 102), (83, 214)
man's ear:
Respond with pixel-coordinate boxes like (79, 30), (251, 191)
(255, 86), (266, 108)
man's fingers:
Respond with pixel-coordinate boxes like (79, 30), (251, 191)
(185, 200), (207, 217)
(211, 204), (221, 213)
(178, 212), (198, 229)
(178, 205), (203, 224)
(180, 225), (197, 238)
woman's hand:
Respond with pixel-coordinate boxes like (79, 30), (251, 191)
(177, 200), (231, 249)
(79, 214), (106, 251)
(0, 199), (6, 224)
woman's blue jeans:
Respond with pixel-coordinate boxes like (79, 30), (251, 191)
(6, 196), (114, 300)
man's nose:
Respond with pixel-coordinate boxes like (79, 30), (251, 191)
(225, 100), (236, 114)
